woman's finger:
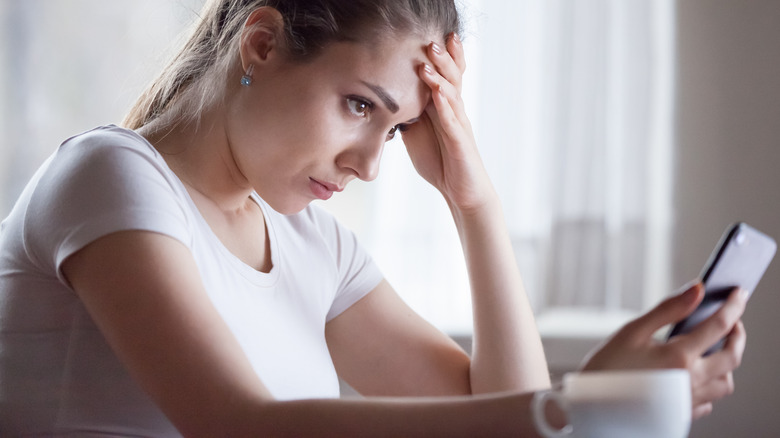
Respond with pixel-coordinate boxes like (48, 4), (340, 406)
(692, 402), (714, 420)
(694, 320), (746, 384)
(446, 32), (467, 75)
(428, 42), (463, 93)
(722, 319), (747, 365)
(420, 64), (469, 136)
(692, 372), (734, 407)
(419, 61), (463, 110)
(676, 288), (747, 355)
(426, 78), (464, 146)
(620, 283), (703, 342)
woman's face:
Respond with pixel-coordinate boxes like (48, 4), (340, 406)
(227, 36), (432, 214)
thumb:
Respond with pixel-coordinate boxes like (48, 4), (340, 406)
(626, 282), (704, 340)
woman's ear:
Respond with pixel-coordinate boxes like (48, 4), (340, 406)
(239, 7), (286, 72)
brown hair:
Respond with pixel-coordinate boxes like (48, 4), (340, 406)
(122, 0), (461, 130)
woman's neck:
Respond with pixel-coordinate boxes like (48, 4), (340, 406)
(138, 108), (256, 214)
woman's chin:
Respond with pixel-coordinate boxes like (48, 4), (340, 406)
(262, 196), (312, 216)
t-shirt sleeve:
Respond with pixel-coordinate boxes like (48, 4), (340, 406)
(24, 128), (192, 284)
(309, 207), (383, 322)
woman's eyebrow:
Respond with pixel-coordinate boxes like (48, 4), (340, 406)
(360, 81), (400, 113)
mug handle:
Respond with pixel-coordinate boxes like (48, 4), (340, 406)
(531, 390), (573, 438)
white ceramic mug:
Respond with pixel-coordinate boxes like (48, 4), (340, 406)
(532, 369), (691, 438)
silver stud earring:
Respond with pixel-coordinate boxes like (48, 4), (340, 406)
(240, 64), (254, 86)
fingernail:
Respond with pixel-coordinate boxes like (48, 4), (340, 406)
(453, 32), (461, 44)
(431, 42), (442, 55)
(423, 64), (434, 75)
(738, 288), (750, 301)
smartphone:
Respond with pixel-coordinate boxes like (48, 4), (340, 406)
(667, 222), (776, 355)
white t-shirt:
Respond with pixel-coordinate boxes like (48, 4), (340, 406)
(0, 125), (383, 436)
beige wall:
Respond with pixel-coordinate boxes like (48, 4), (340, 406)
(675, 0), (780, 435)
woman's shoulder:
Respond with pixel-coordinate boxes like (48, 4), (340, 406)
(45, 124), (181, 192)
(58, 124), (162, 161)
(16, 125), (192, 273)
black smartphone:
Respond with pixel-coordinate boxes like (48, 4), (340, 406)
(667, 222), (776, 355)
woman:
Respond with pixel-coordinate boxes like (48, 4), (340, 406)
(0, 0), (746, 436)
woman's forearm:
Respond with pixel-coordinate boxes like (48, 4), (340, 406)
(448, 192), (551, 394)
(220, 391), (547, 438)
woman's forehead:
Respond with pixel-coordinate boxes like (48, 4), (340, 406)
(306, 38), (433, 113)
(339, 38), (432, 82)
(326, 38), (431, 73)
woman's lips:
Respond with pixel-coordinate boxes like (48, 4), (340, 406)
(309, 178), (336, 200)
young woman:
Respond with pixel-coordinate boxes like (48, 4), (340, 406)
(0, 0), (747, 436)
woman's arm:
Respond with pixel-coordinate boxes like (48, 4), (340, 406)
(63, 230), (549, 437)
(62, 231), (745, 436)
(401, 34), (550, 393)
(326, 279), (473, 397)
(61, 231), (270, 435)
(449, 197), (552, 393)
(325, 209), (550, 397)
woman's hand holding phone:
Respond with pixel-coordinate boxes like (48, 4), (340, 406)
(581, 223), (776, 418)
(667, 223), (776, 354)
(580, 282), (748, 419)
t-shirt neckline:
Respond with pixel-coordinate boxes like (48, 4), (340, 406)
(121, 125), (281, 287)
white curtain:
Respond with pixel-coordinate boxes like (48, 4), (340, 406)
(0, 0), (202, 213)
(329, 0), (676, 334)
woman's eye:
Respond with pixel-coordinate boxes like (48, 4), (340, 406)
(347, 97), (372, 118)
(386, 124), (410, 141)
(387, 125), (399, 140)
(387, 123), (409, 141)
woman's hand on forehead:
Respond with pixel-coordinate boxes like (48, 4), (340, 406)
(401, 33), (495, 214)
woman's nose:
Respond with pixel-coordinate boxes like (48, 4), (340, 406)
(337, 138), (384, 182)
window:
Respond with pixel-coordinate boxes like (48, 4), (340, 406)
(0, 0), (202, 214)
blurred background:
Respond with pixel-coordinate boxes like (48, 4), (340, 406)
(1, 1), (779, 435)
